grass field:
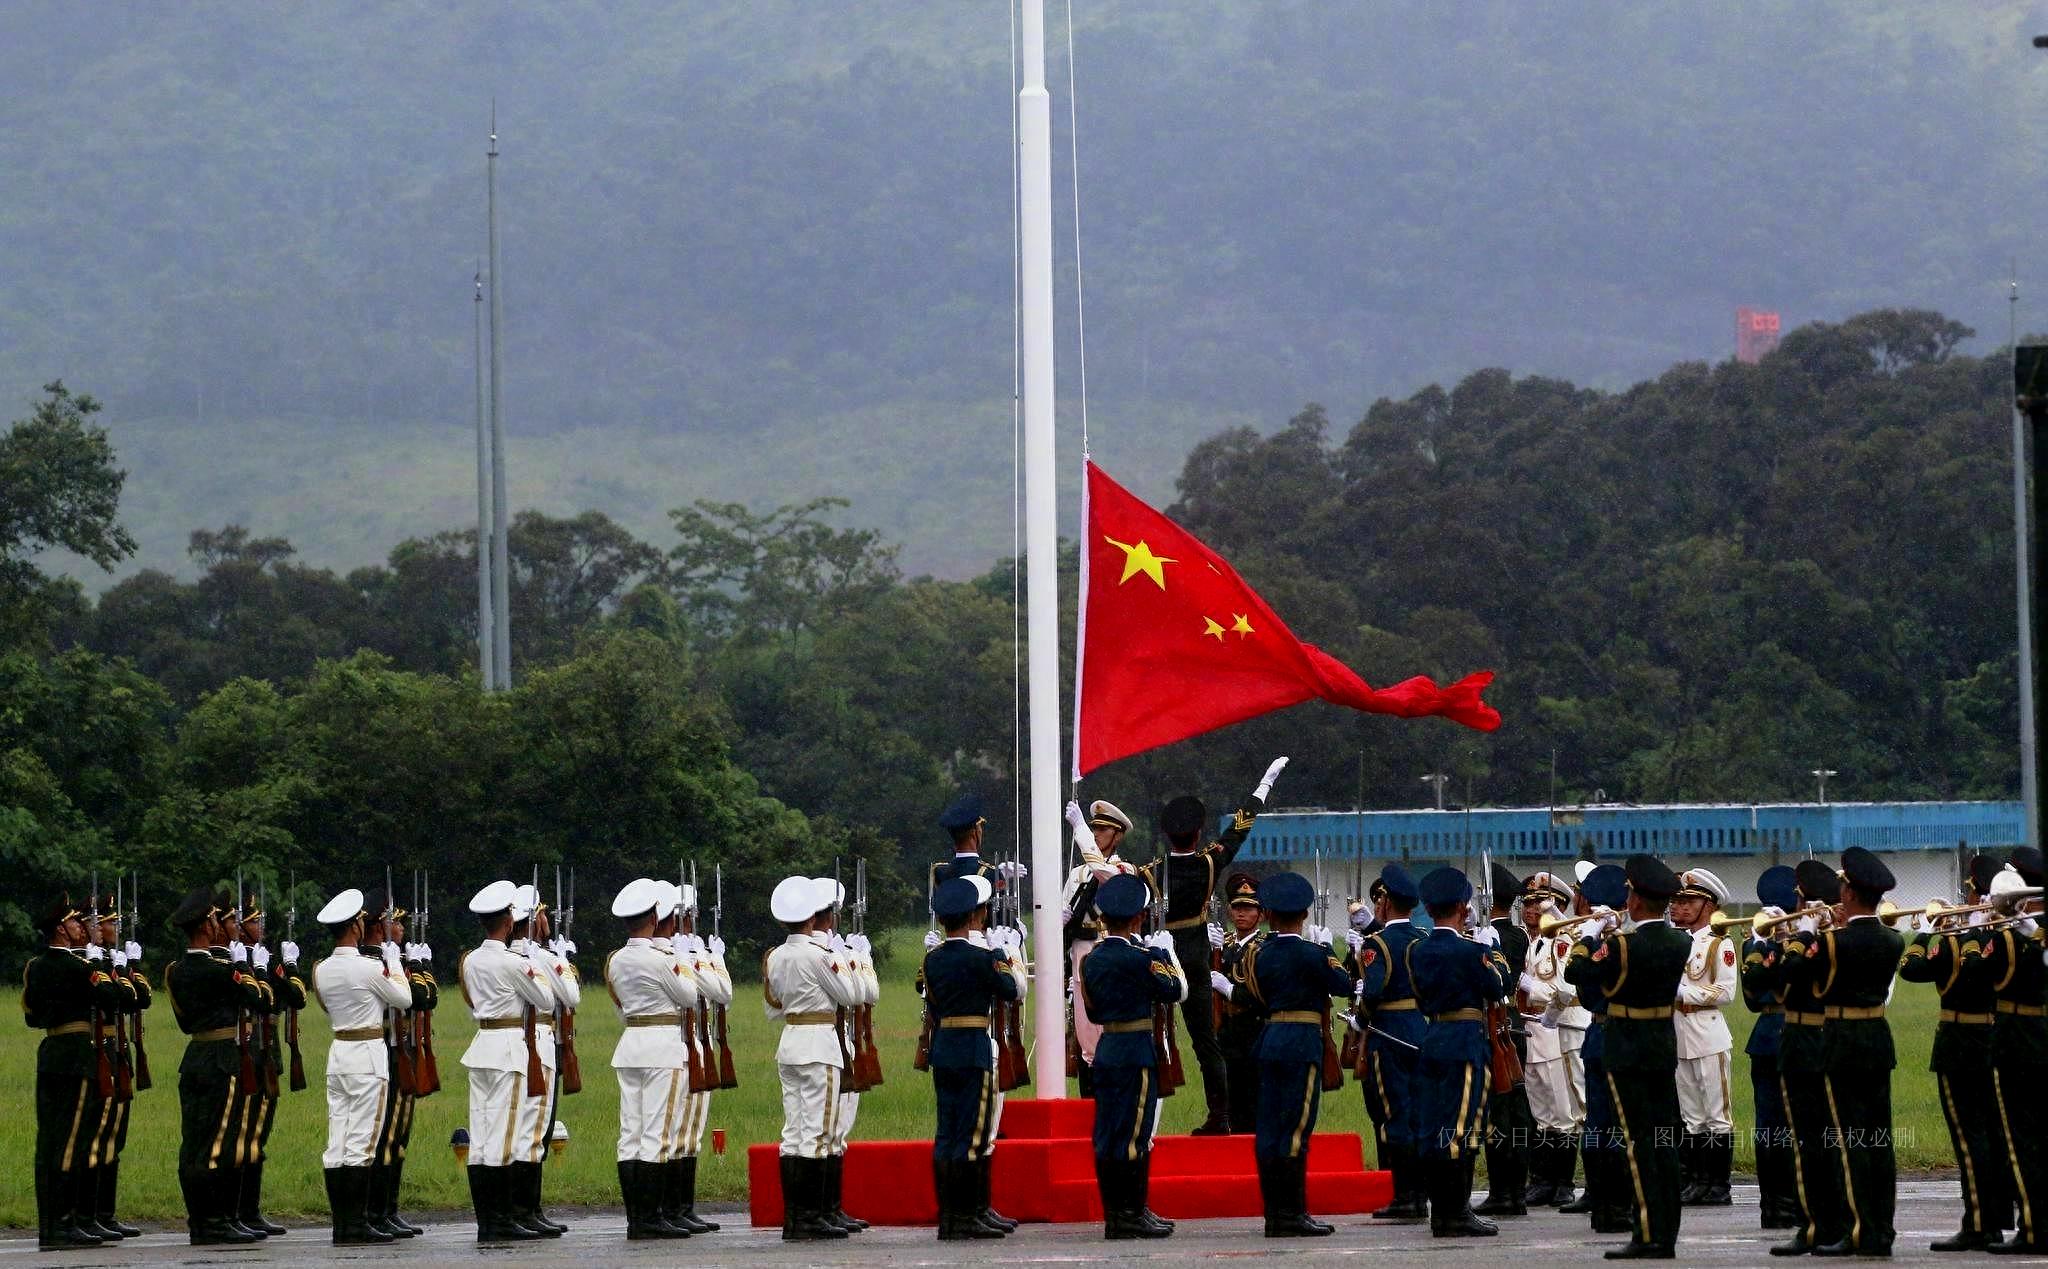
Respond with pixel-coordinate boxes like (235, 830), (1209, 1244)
(0, 928), (1959, 1227)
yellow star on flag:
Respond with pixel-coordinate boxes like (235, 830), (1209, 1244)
(1231, 613), (1254, 637)
(1104, 536), (1175, 589)
(1202, 617), (1226, 640)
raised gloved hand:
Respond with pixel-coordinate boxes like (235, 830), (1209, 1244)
(851, 933), (872, 957)
(252, 944), (272, 971)
(1587, 906), (1618, 937)
(2017, 913), (2041, 937)
(1796, 914), (1819, 936)
(967, 929), (989, 949)
(1755, 905), (1785, 924)
(1207, 922), (1225, 950)
(1471, 923), (1500, 949)
(547, 937), (566, 956)
(562, 938), (577, 956)
(382, 942), (405, 973)
(1345, 928), (1365, 953)
(125, 940), (142, 962)
(1518, 972), (1540, 998)
(924, 929), (943, 951)
(84, 943), (104, 962)
(1254, 755), (1290, 803)
(1308, 924), (1333, 947)
(112, 949), (128, 968)
(1145, 930), (1174, 953)
(417, 943), (432, 962)
(677, 934), (703, 955)
(228, 941), (248, 963)
(1210, 969), (1234, 1000)
(996, 860), (1028, 880)
(1064, 800), (1089, 838)
(707, 936), (726, 958)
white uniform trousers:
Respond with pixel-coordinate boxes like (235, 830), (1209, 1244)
(1525, 1052), (1585, 1134)
(671, 1089), (712, 1160)
(831, 1090), (859, 1155)
(324, 1072), (389, 1168)
(1069, 940), (1102, 1062)
(1676, 1050), (1733, 1135)
(468, 1067), (526, 1168)
(986, 1034), (1007, 1154)
(616, 1066), (688, 1164)
(515, 1062), (557, 1164)
(778, 1062), (840, 1159)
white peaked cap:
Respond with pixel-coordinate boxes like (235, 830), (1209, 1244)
(611, 878), (662, 920)
(964, 874), (994, 907)
(511, 884), (540, 921)
(1678, 868), (1731, 906)
(655, 881), (683, 921)
(317, 888), (367, 926)
(771, 876), (818, 923)
(810, 878), (845, 914)
(1573, 860), (1597, 884)
(1990, 864), (2030, 898)
(469, 879), (519, 915)
(1089, 800), (1133, 833)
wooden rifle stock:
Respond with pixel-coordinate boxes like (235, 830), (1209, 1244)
(414, 994), (440, 1095)
(522, 1006), (544, 1098)
(1065, 1015), (1080, 1078)
(860, 1003), (885, 1088)
(235, 998), (257, 1096)
(912, 1003), (934, 1072)
(91, 1001), (115, 1100)
(111, 993), (133, 1101)
(557, 1007), (583, 1095)
(1485, 999), (1523, 1094)
(993, 1001), (1018, 1090)
(260, 1009), (280, 1098)
(392, 1007), (419, 1096)
(287, 1002), (306, 1093)
(834, 1007), (858, 1087)
(1150, 1003), (1178, 1096)
(682, 1009), (708, 1088)
(1002, 997), (1029, 1090)
(714, 1005), (737, 1089)
(130, 972), (152, 1092)
(1338, 1015), (1361, 1074)
(1319, 1003), (1344, 1092)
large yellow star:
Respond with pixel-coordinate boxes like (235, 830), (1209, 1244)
(1104, 535), (1175, 589)
(1202, 617), (1226, 640)
(1231, 613), (1254, 637)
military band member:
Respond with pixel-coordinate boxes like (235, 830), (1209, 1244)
(1518, 870), (1588, 1208)
(1561, 862), (1634, 1234)
(1670, 868), (1736, 1208)
(1079, 872), (1185, 1240)
(1349, 864), (1428, 1220)
(1240, 871), (1353, 1237)
(924, 875), (1027, 1240)
(604, 878), (699, 1239)
(235, 896), (300, 1237)
(310, 887), (414, 1245)
(1476, 862), (1533, 1217)
(1411, 866), (1515, 1239)
(1898, 853), (2009, 1251)
(1141, 756), (1287, 1135)
(90, 898), (149, 1241)
(459, 879), (558, 1243)
(765, 874), (864, 1241)
(1769, 858), (1849, 1257)
(1742, 865), (1802, 1231)
(1211, 872), (1268, 1136)
(1062, 798), (1135, 1070)
(1980, 847), (2046, 1257)
(165, 888), (270, 1245)
(510, 884), (576, 1236)
(666, 882), (730, 1233)
(25, 898), (124, 1251)
(1567, 855), (1691, 1260)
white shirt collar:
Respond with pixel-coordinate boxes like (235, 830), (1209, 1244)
(626, 937), (651, 947)
(331, 945), (362, 958)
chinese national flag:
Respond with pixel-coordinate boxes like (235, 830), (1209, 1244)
(1073, 461), (1500, 777)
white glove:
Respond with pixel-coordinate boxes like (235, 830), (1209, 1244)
(1968, 909), (1988, 928)
(546, 937), (563, 956)
(382, 943), (405, 973)
(708, 936), (725, 957)
(112, 950), (128, 968)
(996, 860), (1029, 880)
(84, 943), (104, 962)
(125, 940), (142, 962)
(563, 938), (577, 956)
(1210, 969), (1234, 1000)
(1756, 906), (1785, 923)
(1909, 912), (1932, 934)
(851, 934), (871, 957)
(968, 929), (989, 948)
(1518, 972), (1539, 997)
(418, 942), (432, 961)
(1145, 930), (1174, 952)
(1588, 906), (1617, 935)
(1065, 799), (1089, 837)
(1472, 924), (1500, 949)
(924, 930), (943, 951)
(1539, 1000), (1562, 1028)
(227, 942), (247, 963)
(1345, 928), (1364, 953)
(1796, 914), (1818, 935)
(1207, 923), (1225, 950)
(2018, 915), (2040, 937)
(1254, 755), (1290, 802)
(252, 945), (272, 971)
(679, 934), (704, 955)
(1311, 925), (1333, 947)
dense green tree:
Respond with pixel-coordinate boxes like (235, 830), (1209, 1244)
(0, 382), (135, 645)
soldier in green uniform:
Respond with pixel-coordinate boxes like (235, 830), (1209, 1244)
(93, 895), (151, 1240)
(1475, 862), (1533, 1217)
(1213, 873), (1268, 1137)
(1740, 865), (1801, 1232)
(79, 895), (140, 1243)
(1768, 859), (1848, 1257)
(1565, 854), (1692, 1260)
(237, 896), (302, 1236)
(1779, 846), (1905, 1258)
(165, 888), (271, 1245)
(24, 897), (124, 1251)
(1897, 852), (2010, 1251)
(1981, 846), (2046, 1256)
(366, 902), (431, 1238)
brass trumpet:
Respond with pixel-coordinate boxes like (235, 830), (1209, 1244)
(1923, 887), (2044, 931)
(1537, 911), (1607, 937)
(1708, 911), (1760, 935)
(1751, 902), (1835, 937)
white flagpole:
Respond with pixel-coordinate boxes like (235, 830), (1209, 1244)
(1020, 0), (1065, 1097)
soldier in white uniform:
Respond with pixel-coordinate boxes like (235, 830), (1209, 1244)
(509, 884), (578, 1236)
(458, 880), (558, 1243)
(311, 888), (415, 1246)
(1516, 871), (1589, 1207)
(811, 879), (875, 1234)
(765, 875), (865, 1241)
(1059, 800), (1134, 1069)
(665, 880), (731, 1234)
(604, 878), (698, 1240)
(1670, 867), (1737, 1207)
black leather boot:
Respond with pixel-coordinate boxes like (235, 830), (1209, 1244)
(938, 1159), (1001, 1241)
(330, 1166), (393, 1246)
(241, 1160), (287, 1235)
(1104, 1159), (1165, 1240)
(1550, 1130), (1579, 1206)
(784, 1157), (846, 1241)
(72, 1167), (122, 1241)
(1264, 1155), (1327, 1238)
(978, 1156), (1017, 1232)
(1429, 1156), (1497, 1237)
(673, 1157), (718, 1233)
(1134, 1152), (1174, 1233)
(1374, 1143), (1426, 1219)
(217, 1169), (263, 1240)
(474, 1165), (542, 1243)
(824, 1154), (866, 1231)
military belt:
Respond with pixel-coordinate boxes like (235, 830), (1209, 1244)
(1608, 1005), (1674, 1021)
(940, 1016), (990, 1029)
(1998, 1000), (2047, 1017)
(333, 1027), (384, 1042)
(1675, 1002), (1721, 1014)
(784, 1011), (836, 1026)
(1102, 1020), (1152, 1034)
(192, 1026), (239, 1042)
(1753, 1005), (1783, 1015)
(44, 1022), (90, 1037)
(1784, 1010), (1825, 1026)
(1428, 1009), (1484, 1023)
(1267, 1010), (1323, 1024)
(1939, 1010), (1994, 1026)
(627, 1014), (682, 1028)
(1374, 999), (1418, 1011)
(478, 1017), (525, 1030)
(1823, 1006), (1884, 1021)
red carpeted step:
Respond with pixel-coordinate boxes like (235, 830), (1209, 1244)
(998, 1097), (1095, 1139)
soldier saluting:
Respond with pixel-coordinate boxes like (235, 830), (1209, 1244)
(25, 897), (124, 1251)
(163, 888), (270, 1245)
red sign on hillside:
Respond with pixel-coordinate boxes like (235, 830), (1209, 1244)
(1736, 307), (1781, 364)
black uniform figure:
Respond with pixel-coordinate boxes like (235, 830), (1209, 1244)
(1980, 845), (2047, 1257)
(1080, 873), (1184, 1241)
(369, 908), (433, 1238)
(1566, 854), (1691, 1260)
(1215, 873), (1268, 1135)
(932, 793), (1006, 894)
(1560, 863), (1633, 1234)
(76, 899), (143, 1243)
(1350, 864), (1428, 1219)
(1410, 867), (1516, 1239)
(164, 888), (271, 1246)
(1779, 847), (1904, 1258)
(24, 899), (124, 1251)
(1767, 859), (1849, 1257)
(922, 877), (1023, 1241)
(234, 902), (300, 1238)
(1476, 861), (1533, 1217)
(1741, 865), (1800, 1232)
(1898, 853), (2011, 1251)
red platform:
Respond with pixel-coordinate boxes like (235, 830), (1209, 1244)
(746, 1095), (1390, 1227)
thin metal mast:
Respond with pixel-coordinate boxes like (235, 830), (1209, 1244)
(2014, 262), (2038, 848)
(488, 106), (512, 687)
(474, 264), (494, 688)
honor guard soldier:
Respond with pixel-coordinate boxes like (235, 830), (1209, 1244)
(509, 883), (576, 1236)
(164, 888), (270, 1245)
(310, 887), (414, 1244)
(25, 897), (124, 1251)
(765, 875), (865, 1241)
(667, 880), (731, 1233)
(364, 898), (430, 1239)
(1142, 756), (1287, 1135)
(458, 878), (559, 1243)
(1349, 863), (1429, 1220)
(1566, 854), (1692, 1260)
(89, 894), (150, 1241)
(1898, 853), (2009, 1251)
(1080, 872), (1185, 1240)
(236, 894), (301, 1237)
(604, 878), (699, 1239)
(1768, 858), (1848, 1256)
(1210, 872), (1268, 1136)
(1741, 865), (1802, 1231)
(1561, 863), (1634, 1234)
(1237, 870), (1353, 1237)
(218, 892), (280, 1238)
(932, 793), (1029, 892)
(1979, 847), (2046, 1256)
(1670, 868), (1737, 1207)
(1062, 798), (1136, 1071)
(1518, 870), (1589, 1208)
(78, 895), (135, 1244)
(808, 877), (872, 1235)
(923, 875), (1027, 1240)
(1410, 866), (1515, 1239)
(1476, 861), (1533, 1217)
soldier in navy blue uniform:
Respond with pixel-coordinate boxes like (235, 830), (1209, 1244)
(1741, 864), (1801, 1232)
(1348, 863), (1428, 1221)
(1079, 873), (1185, 1240)
(922, 876), (1025, 1241)
(1410, 866), (1516, 1239)
(1565, 854), (1692, 1260)
(1980, 845), (2046, 1256)
(932, 794), (1027, 893)
(1238, 871), (1354, 1237)
(1768, 858), (1853, 1256)
(1476, 861), (1533, 1217)
(1560, 863), (1634, 1234)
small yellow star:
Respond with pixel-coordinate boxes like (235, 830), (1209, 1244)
(1231, 613), (1254, 637)
(1105, 536), (1175, 589)
(1202, 617), (1226, 641)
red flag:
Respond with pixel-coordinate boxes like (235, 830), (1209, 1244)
(1073, 461), (1500, 777)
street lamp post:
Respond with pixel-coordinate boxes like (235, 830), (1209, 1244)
(1811, 769), (1837, 804)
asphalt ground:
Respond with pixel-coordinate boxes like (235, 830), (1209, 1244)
(2, 1182), (2040, 1266)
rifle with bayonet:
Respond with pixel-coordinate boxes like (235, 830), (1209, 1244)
(713, 864), (737, 1089)
(385, 866), (419, 1096)
(523, 864), (545, 1097)
(852, 857), (883, 1089)
(1149, 849), (1182, 1095)
(129, 871), (152, 1091)
(914, 861), (935, 1073)
(681, 859), (709, 1089)
(287, 870), (306, 1091)
(413, 868), (441, 1095)
(1315, 851), (1343, 1091)
(257, 877), (279, 1098)
(830, 857), (859, 1085)
(1476, 835), (1523, 1095)
(233, 870), (258, 1095)
(87, 874), (116, 1098)
(555, 865), (582, 1095)
(998, 844), (1030, 1090)
(108, 874), (132, 1102)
